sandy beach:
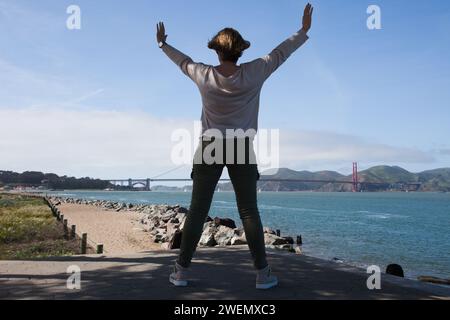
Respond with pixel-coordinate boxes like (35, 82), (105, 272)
(58, 203), (161, 254)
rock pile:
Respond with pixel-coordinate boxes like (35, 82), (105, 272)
(50, 197), (153, 213)
(49, 196), (302, 253)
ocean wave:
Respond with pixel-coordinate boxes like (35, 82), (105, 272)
(368, 214), (391, 219)
(258, 204), (326, 212)
(214, 201), (233, 205)
(213, 206), (238, 210)
(359, 211), (407, 219)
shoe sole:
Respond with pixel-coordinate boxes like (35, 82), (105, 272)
(169, 276), (188, 287)
(256, 280), (278, 290)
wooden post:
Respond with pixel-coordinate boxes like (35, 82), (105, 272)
(81, 233), (87, 254)
(297, 235), (303, 245)
(60, 214), (64, 223)
(63, 219), (68, 237)
(276, 229), (281, 237)
(97, 244), (104, 254)
(70, 225), (76, 239)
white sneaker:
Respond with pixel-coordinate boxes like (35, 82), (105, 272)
(169, 262), (189, 287)
(256, 266), (278, 290)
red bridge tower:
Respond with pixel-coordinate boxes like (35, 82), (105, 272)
(352, 162), (359, 192)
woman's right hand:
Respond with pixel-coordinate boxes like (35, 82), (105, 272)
(302, 3), (314, 34)
(156, 21), (168, 44)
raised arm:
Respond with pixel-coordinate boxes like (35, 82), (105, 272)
(257, 3), (314, 80)
(156, 22), (206, 83)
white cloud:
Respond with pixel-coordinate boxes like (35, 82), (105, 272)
(0, 107), (195, 179)
(0, 108), (436, 179)
(279, 130), (435, 172)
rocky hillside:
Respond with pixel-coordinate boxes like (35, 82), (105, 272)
(218, 166), (450, 192)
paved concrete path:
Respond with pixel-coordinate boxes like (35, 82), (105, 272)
(1, 246), (449, 300)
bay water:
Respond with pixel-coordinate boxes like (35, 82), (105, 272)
(47, 190), (450, 280)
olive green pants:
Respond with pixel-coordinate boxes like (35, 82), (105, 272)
(177, 138), (268, 270)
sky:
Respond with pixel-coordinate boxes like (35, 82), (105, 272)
(0, 0), (449, 180)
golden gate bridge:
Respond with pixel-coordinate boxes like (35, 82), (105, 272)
(108, 163), (422, 192)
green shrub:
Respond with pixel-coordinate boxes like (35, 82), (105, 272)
(0, 194), (78, 259)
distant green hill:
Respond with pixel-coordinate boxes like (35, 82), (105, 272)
(358, 166), (418, 184)
(417, 168), (450, 191)
(256, 168), (349, 192)
(216, 166), (450, 192)
(3, 166), (450, 193)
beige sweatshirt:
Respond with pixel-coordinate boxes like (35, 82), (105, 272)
(162, 29), (309, 137)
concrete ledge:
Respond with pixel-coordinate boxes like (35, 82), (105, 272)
(1, 246), (449, 300)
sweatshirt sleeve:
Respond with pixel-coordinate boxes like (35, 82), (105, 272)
(252, 29), (309, 81)
(161, 43), (207, 84)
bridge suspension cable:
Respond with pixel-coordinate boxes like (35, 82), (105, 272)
(150, 164), (187, 180)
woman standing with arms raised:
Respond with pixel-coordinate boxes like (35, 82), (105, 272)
(157, 3), (313, 290)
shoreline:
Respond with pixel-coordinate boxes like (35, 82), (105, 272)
(48, 196), (300, 254)
(42, 194), (450, 288)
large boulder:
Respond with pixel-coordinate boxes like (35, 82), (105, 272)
(282, 237), (294, 245)
(104, 202), (114, 209)
(231, 235), (247, 245)
(214, 217), (237, 229)
(203, 221), (215, 231)
(214, 225), (235, 246)
(263, 227), (276, 235)
(176, 206), (189, 214)
(230, 228), (247, 245)
(166, 223), (180, 239)
(143, 224), (154, 232)
(199, 233), (217, 247)
(169, 217), (179, 224)
(115, 203), (126, 212)
(199, 222), (217, 247)
(276, 244), (294, 251)
(162, 230), (183, 250)
(179, 215), (187, 231)
(234, 228), (245, 237)
(161, 210), (177, 223)
(386, 264), (404, 278)
(151, 227), (166, 236)
(149, 216), (161, 228)
(174, 211), (186, 222)
(153, 233), (167, 243)
(264, 233), (291, 246)
(267, 244), (294, 252)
